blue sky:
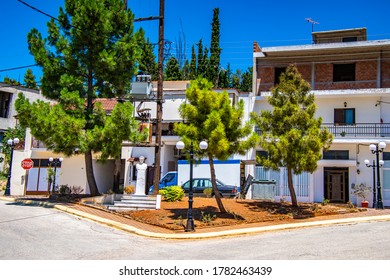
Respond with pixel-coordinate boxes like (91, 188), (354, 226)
(1, 0), (390, 84)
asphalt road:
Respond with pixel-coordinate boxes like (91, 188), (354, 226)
(1, 199), (390, 260)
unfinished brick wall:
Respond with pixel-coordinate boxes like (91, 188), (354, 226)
(256, 60), (380, 92)
(383, 60), (390, 88)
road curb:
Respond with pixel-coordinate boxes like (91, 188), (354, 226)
(51, 205), (390, 239)
(3, 196), (390, 240)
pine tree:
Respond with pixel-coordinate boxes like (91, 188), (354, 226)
(15, 0), (145, 196)
(24, 69), (38, 90)
(232, 69), (242, 89)
(239, 67), (252, 92)
(251, 65), (333, 206)
(209, 8), (221, 86)
(175, 78), (258, 213)
(165, 57), (181, 81)
(189, 45), (197, 80)
(137, 28), (158, 80)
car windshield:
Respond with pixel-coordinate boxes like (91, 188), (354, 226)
(162, 173), (175, 182)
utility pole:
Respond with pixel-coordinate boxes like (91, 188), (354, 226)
(153, 0), (164, 193)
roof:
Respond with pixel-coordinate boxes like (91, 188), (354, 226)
(93, 98), (118, 111)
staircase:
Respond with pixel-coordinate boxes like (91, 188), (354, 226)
(108, 195), (161, 211)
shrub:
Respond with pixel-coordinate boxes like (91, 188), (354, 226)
(124, 185), (135, 194)
(159, 186), (184, 202)
(203, 187), (213, 197)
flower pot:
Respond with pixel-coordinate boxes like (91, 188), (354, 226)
(361, 201), (369, 208)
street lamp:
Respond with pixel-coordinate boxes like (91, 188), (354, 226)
(364, 159), (384, 208)
(176, 140), (208, 232)
(368, 142), (386, 209)
(4, 138), (19, 196)
(49, 157), (63, 193)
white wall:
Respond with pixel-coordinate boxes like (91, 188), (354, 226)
(92, 160), (115, 194)
(9, 150), (32, 195)
(315, 95), (380, 123)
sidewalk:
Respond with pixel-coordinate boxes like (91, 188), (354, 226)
(2, 196), (390, 240)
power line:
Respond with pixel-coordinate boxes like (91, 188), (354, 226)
(0, 64), (38, 72)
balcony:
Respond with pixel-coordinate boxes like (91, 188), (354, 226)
(255, 123), (390, 138)
(322, 123), (390, 138)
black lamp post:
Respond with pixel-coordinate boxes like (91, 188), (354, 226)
(4, 138), (20, 196)
(369, 142), (386, 209)
(364, 159), (384, 208)
(49, 157), (63, 193)
(176, 140), (208, 232)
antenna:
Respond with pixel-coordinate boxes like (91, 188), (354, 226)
(305, 18), (319, 33)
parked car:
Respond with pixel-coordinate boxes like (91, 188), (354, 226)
(181, 178), (239, 198)
(148, 171), (178, 193)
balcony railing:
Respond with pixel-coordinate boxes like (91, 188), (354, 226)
(255, 123), (390, 138)
(322, 123), (390, 138)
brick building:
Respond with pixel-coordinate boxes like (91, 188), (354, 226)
(252, 28), (390, 207)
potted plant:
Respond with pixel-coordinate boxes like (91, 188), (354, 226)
(351, 183), (371, 208)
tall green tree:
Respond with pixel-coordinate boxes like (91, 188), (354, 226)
(251, 65), (333, 206)
(189, 45), (197, 80)
(165, 57), (181, 81)
(218, 63), (232, 89)
(137, 28), (158, 80)
(15, 0), (145, 196)
(239, 67), (252, 92)
(175, 78), (258, 213)
(209, 8), (221, 86)
(24, 69), (38, 90)
(196, 39), (207, 76)
(231, 69), (241, 89)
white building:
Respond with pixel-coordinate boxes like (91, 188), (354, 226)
(252, 28), (390, 207)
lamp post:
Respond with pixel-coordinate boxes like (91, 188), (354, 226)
(369, 142), (386, 209)
(176, 140), (208, 232)
(49, 157), (63, 193)
(364, 159), (384, 208)
(4, 138), (19, 196)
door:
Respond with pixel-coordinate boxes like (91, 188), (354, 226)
(324, 168), (349, 203)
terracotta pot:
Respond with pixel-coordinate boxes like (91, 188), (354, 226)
(361, 201), (369, 208)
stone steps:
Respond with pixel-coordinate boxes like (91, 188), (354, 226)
(108, 194), (161, 211)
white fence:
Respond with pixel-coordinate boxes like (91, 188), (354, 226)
(254, 166), (310, 201)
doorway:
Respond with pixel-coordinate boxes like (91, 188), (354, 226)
(324, 167), (349, 203)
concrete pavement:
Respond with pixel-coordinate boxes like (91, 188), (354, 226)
(2, 196), (390, 240)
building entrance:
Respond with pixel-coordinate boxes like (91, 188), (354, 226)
(324, 167), (349, 203)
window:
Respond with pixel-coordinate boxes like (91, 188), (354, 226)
(274, 67), (287, 85)
(334, 108), (355, 125)
(333, 63), (355, 82)
(0, 91), (11, 118)
(323, 150), (349, 160)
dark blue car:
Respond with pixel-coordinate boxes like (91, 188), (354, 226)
(181, 178), (239, 198)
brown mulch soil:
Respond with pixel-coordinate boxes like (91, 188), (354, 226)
(120, 197), (390, 231)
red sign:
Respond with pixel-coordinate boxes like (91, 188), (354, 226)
(21, 158), (34, 170)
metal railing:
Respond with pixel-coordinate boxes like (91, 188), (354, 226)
(322, 123), (390, 138)
(255, 123), (390, 138)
